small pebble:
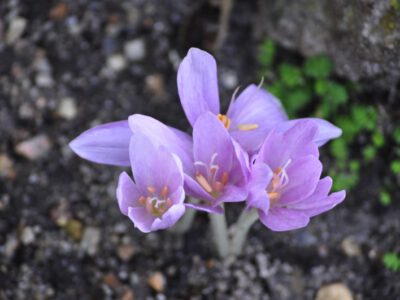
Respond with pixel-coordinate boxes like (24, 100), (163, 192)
(117, 244), (135, 262)
(57, 97), (78, 120)
(49, 2), (69, 20)
(6, 17), (27, 44)
(64, 219), (83, 240)
(107, 54), (127, 72)
(147, 271), (166, 292)
(341, 236), (362, 257)
(124, 39), (146, 61)
(80, 227), (101, 255)
(15, 134), (52, 160)
(20, 227), (35, 245)
(145, 74), (166, 100)
(315, 283), (353, 300)
(0, 154), (16, 179)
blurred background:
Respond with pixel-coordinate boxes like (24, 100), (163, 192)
(0, 0), (399, 299)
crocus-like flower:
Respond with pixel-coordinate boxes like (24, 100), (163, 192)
(177, 48), (342, 153)
(246, 120), (345, 231)
(117, 133), (186, 232)
(184, 112), (249, 214)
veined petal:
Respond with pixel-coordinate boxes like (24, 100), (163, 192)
(151, 204), (186, 231)
(69, 120), (131, 166)
(259, 208), (310, 231)
(279, 155), (322, 205)
(129, 133), (184, 193)
(128, 206), (155, 233)
(227, 84), (288, 153)
(258, 120), (319, 170)
(193, 112), (235, 173)
(116, 172), (141, 215)
(216, 184), (248, 203)
(275, 118), (342, 146)
(177, 48), (220, 126)
(246, 162), (273, 212)
(128, 114), (194, 174)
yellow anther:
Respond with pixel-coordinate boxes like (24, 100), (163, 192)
(196, 173), (213, 193)
(268, 192), (280, 204)
(237, 123), (259, 131)
(147, 186), (156, 194)
(217, 114), (231, 129)
(161, 186), (168, 199)
(138, 196), (146, 205)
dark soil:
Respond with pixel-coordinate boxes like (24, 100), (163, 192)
(0, 1), (399, 299)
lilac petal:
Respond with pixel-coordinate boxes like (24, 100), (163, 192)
(69, 120), (131, 166)
(275, 118), (342, 146)
(177, 48), (220, 126)
(129, 114), (194, 174)
(151, 204), (186, 231)
(184, 174), (215, 203)
(129, 133), (184, 193)
(279, 156), (322, 205)
(193, 112), (234, 173)
(116, 172), (141, 215)
(216, 184), (248, 203)
(291, 177), (346, 217)
(259, 208), (310, 231)
(128, 206), (155, 233)
(259, 120), (319, 171)
(168, 186), (186, 205)
(246, 163), (273, 212)
(185, 202), (224, 214)
(227, 84), (288, 153)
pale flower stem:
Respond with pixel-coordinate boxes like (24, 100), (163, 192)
(209, 204), (230, 258)
(229, 209), (259, 256)
(171, 205), (197, 234)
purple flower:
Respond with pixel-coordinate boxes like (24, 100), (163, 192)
(184, 112), (249, 214)
(117, 133), (186, 233)
(178, 48), (342, 153)
(69, 115), (193, 169)
(246, 120), (346, 231)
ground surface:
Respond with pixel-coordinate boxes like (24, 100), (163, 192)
(0, 1), (399, 299)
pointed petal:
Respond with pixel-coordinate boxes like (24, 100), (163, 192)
(116, 172), (141, 215)
(216, 184), (248, 203)
(129, 133), (184, 193)
(128, 206), (155, 233)
(259, 120), (319, 170)
(259, 208), (310, 231)
(69, 120), (131, 166)
(151, 204), (186, 231)
(128, 114), (194, 174)
(193, 112), (234, 173)
(184, 174), (215, 203)
(275, 118), (342, 146)
(279, 156), (322, 205)
(227, 84), (288, 153)
(246, 163), (273, 212)
(177, 48), (220, 126)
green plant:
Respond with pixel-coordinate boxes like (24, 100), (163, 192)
(383, 252), (400, 272)
(379, 190), (392, 206)
(390, 160), (400, 175)
(259, 39), (276, 69)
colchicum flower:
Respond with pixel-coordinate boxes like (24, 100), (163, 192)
(178, 48), (342, 153)
(246, 120), (346, 231)
(117, 133), (186, 232)
(184, 112), (249, 213)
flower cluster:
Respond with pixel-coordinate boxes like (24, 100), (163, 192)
(70, 48), (345, 233)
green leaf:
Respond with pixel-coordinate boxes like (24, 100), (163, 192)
(325, 82), (348, 105)
(314, 79), (329, 96)
(259, 39), (276, 68)
(278, 64), (303, 87)
(390, 160), (400, 175)
(304, 55), (333, 79)
(268, 82), (285, 100)
(351, 105), (377, 131)
(393, 127), (400, 144)
(379, 190), (392, 206)
(362, 145), (376, 162)
(285, 88), (311, 116)
(330, 139), (348, 160)
(383, 252), (400, 272)
(372, 131), (385, 148)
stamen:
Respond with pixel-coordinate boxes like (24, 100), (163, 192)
(257, 76), (265, 89)
(217, 114), (231, 129)
(138, 196), (146, 205)
(161, 186), (168, 199)
(221, 172), (229, 185)
(212, 181), (224, 192)
(147, 186), (156, 194)
(196, 173), (213, 193)
(237, 123), (259, 131)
